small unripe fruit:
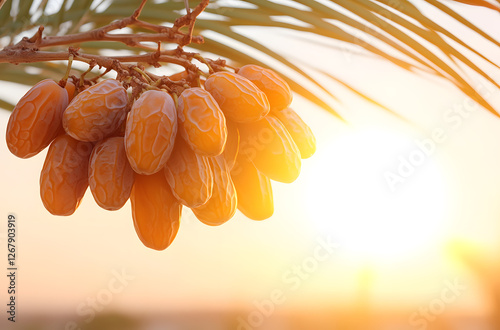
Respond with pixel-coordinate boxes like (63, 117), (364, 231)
(64, 81), (76, 101)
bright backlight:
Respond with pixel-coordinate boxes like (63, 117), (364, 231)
(303, 128), (450, 263)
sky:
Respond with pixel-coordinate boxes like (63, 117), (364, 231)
(2, 1), (500, 329)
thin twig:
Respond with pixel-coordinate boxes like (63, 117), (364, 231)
(132, 0), (149, 19)
(0, 0), (219, 95)
(61, 54), (74, 82)
(41, 32), (203, 48)
(4, 0), (204, 52)
(0, 49), (197, 70)
(174, 0), (209, 30)
(184, 0), (191, 14)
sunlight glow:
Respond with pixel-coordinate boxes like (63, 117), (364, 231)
(304, 128), (450, 263)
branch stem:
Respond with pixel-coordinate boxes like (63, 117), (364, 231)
(0, 0), (222, 95)
(0, 50), (195, 68)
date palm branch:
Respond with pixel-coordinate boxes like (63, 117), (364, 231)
(0, 0), (498, 119)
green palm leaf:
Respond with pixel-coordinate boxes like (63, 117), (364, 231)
(0, 0), (498, 118)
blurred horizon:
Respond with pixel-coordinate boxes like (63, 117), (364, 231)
(2, 1), (500, 330)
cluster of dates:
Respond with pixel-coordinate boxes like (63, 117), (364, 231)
(5, 65), (316, 250)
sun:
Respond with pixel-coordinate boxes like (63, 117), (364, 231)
(303, 127), (450, 263)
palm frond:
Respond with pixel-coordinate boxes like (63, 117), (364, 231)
(450, 0), (500, 11)
(0, 0), (498, 118)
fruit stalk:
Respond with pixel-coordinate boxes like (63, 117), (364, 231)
(0, 0), (208, 66)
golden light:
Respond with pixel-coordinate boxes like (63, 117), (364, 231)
(303, 127), (451, 263)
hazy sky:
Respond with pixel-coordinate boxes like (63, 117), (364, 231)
(1, 1), (500, 328)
